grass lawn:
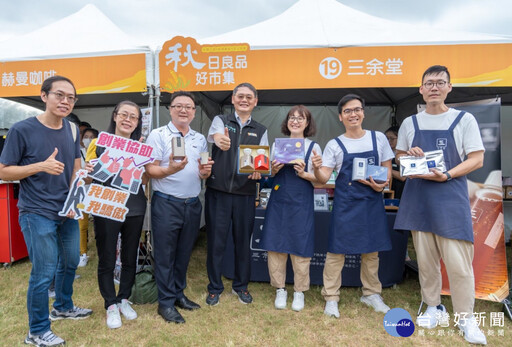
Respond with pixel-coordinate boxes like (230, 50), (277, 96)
(1, 231), (510, 346)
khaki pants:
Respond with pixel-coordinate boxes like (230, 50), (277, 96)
(321, 252), (382, 301)
(78, 212), (90, 255)
(267, 251), (311, 292)
(412, 230), (475, 315)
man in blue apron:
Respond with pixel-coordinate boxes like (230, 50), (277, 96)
(314, 94), (394, 318)
(394, 65), (486, 345)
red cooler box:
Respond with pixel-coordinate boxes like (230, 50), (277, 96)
(0, 183), (28, 264)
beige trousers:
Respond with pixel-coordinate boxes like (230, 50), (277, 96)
(412, 230), (475, 315)
(321, 252), (382, 301)
(267, 251), (311, 292)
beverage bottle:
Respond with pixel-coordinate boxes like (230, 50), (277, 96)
(470, 170), (504, 284)
(441, 170), (504, 292)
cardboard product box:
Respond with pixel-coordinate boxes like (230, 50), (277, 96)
(171, 136), (186, 160)
(274, 138), (305, 164)
(238, 145), (271, 175)
(352, 157), (367, 181)
(366, 165), (388, 183)
(254, 149), (270, 171)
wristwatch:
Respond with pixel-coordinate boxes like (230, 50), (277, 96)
(444, 171), (452, 182)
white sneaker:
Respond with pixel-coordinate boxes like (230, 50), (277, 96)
(106, 304), (122, 329)
(324, 300), (340, 318)
(291, 292), (305, 312)
(360, 294), (390, 313)
(118, 299), (137, 320)
(78, 253), (89, 267)
(416, 304), (449, 329)
(25, 330), (65, 346)
(459, 316), (487, 345)
(274, 288), (287, 310)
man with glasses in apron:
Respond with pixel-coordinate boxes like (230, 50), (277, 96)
(394, 65), (486, 345)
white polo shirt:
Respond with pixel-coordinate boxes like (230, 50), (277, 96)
(146, 121), (208, 198)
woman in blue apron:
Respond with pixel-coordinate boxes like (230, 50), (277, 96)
(260, 105), (323, 312)
(314, 94), (393, 318)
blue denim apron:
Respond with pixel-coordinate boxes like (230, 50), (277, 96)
(394, 111), (473, 242)
(328, 131), (391, 254)
(260, 141), (316, 257)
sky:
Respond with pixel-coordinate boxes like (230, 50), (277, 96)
(1, 0), (511, 47)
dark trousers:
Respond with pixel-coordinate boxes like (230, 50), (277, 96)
(205, 188), (255, 294)
(94, 215), (143, 310)
(151, 193), (202, 308)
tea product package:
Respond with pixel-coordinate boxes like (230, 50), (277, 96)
(352, 157), (367, 180)
(274, 138), (305, 164)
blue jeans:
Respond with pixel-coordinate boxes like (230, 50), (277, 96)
(19, 213), (80, 335)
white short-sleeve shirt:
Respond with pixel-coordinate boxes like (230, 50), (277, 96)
(322, 131), (394, 173)
(396, 108), (485, 161)
(146, 121), (208, 198)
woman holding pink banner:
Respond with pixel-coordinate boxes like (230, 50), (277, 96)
(86, 100), (147, 329)
(259, 105), (323, 312)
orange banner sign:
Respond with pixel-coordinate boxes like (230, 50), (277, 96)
(1, 53), (147, 97)
(159, 36), (512, 92)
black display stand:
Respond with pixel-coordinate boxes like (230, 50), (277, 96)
(222, 208), (408, 287)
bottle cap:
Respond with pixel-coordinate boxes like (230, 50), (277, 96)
(483, 170), (502, 190)
(243, 148), (252, 155)
(257, 149), (265, 155)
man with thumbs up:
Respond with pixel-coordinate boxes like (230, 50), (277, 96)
(0, 76), (92, 346)
(205, 83), (268, 306)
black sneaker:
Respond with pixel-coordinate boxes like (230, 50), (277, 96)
(24, 330), (65, 346)
(205, 292), (220, 306)
(232, 289), (253, 304)
(49, 306), (92, 321)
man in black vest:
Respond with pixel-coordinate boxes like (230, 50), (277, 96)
(205, 83), (268, 306)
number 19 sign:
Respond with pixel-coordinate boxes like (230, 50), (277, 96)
(319, 57), (342, 80)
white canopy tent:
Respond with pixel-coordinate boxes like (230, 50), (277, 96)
(0, 4), (155, 131)
(200, 0), (511, 49)
(191, 0), (512, 167)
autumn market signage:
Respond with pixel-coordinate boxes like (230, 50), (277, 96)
(159, 36), (512, 92)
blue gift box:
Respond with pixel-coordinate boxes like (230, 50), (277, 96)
(274, 138), (305, 164)
(366, 165), (388, 183)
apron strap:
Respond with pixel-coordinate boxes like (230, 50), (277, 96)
(448, 111), (466, 131)
(412, 114), (419, 131)
(334, 137), (348, 155)
(370, 131), (379, 164)
(304, 141), (316, 172)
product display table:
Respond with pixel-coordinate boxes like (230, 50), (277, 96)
(222, 208), (408, 287)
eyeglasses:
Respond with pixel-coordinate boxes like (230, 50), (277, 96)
(234, 94), (255, 101)
(170, 104), (196, 112)
(288, 116), (306, 123)
(342, 107), (364, 115)
(422, 80), (447, 89)
(116, 112), (139, 122)
(386, 136), (397, 141)
(48, 91), (78, 104)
